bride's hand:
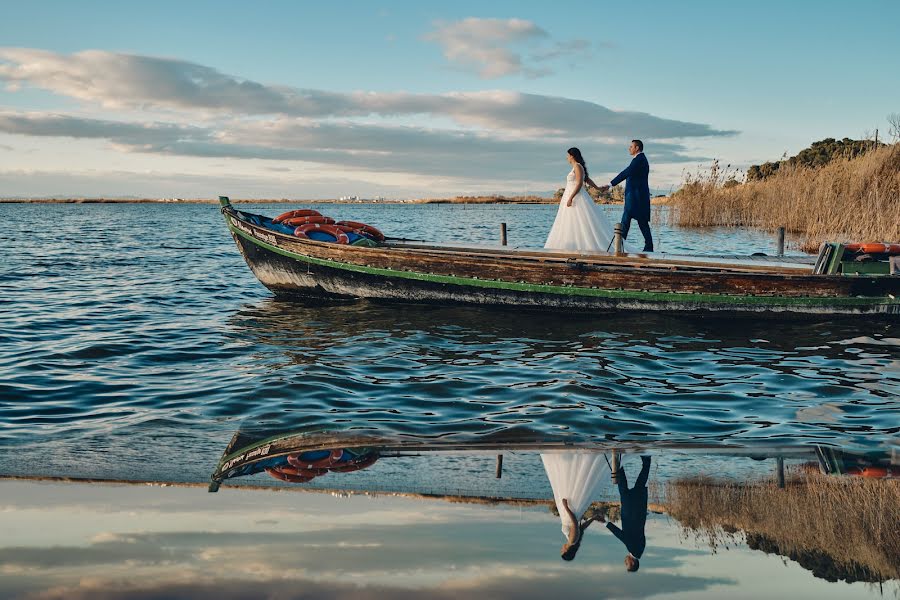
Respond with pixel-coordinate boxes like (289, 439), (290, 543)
(566, 198), (574, 207)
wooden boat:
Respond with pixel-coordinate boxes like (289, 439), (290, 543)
(219, 197), (900, 316)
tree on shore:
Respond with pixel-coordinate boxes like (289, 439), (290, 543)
(747, 137), (886, 181)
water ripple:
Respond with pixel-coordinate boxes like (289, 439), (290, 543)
(1, 203), (898, 481)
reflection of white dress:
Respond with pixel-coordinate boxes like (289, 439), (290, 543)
(544, 169), (631, 252)
(541, 452), (609, 538)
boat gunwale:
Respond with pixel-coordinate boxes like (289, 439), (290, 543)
(223, 206), (823, 276)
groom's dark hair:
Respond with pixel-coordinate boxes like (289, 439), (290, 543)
(632, 139), (644, 152)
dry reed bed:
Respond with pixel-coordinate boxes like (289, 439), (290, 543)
(666, 472), (900, 582)
(670, 144), (900, 247)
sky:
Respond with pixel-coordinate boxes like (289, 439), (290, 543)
(0, 0), (898, 199)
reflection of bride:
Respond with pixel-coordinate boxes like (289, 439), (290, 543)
(541, 452), (609, 560)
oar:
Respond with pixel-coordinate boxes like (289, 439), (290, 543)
(383, 236), (428, 242)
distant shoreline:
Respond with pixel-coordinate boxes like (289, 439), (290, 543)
(0, 195), (669, 206)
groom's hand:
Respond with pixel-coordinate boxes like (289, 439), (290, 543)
(599, 185), (610, 193)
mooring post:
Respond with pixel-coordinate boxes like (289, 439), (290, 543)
(610, 449), (620, 484)
(495, 454), (503, 478)
(500, 222), (508, 246)
(776, 227), (785, 257)
(776, 457), (785, 489)
(613, 224), (624, 255)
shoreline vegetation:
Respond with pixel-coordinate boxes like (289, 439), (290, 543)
(670, 140), (900, 249)
(0, 195), (671, 206)
(667, 470), (900, 584)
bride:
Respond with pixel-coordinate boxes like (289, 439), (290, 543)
(541, 452), (608, 561)
(545, 148), (630, 252)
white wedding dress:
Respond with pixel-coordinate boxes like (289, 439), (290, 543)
(544, 169), (632, 252)
(541, 452), (609, 538)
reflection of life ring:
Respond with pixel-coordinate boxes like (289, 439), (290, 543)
(288, 449), (345, 469)
(844, 243), (900, 255)
(336, 221), (385, 242)
(283, 215), (336, 226)
(295, 224), (350, 244)
(845, 466), (900, 478)
(273, 209), (321, 224)
(265, 466), (317, 483)
(329, 453), (379, 472)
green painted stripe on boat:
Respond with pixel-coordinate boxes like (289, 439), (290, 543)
(227, 220), (898, 308)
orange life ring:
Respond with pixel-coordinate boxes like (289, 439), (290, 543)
(273, 209), (321, 224)
(295, 223), (350, 244)
(336, 221), (385, 242)
(844, 242), (900, 255)
(283, 215), (335, 226)
(287, 449), (345, 470)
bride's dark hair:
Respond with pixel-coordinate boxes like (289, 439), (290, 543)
(567, 147), (589, 179)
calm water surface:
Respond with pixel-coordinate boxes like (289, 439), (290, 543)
(1, 203), (898, 482)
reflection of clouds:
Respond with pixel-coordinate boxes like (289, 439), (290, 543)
(0, 482), (732, 599)
(14, 570), (728, 600)
(0, 521), (725, 598)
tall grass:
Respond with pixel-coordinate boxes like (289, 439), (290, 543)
(666, 471), (900, 583)
(670, 144), (900, 248)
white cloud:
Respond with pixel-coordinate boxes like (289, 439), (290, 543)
(0, 48), (734, 139)
(422, 18), (601, 80)
(0, 112), (707, 182)
(0, 47), (737, 195)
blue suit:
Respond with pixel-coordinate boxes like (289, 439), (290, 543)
(610, 152), (653, 251)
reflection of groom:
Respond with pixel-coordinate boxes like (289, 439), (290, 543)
(589, 140), (653, 252)
(607, 454), (650, 572)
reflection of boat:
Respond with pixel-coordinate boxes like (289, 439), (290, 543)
(219, 197), (900, 315)
(209, 427), (578, 492)
(814, 447), (900, 478)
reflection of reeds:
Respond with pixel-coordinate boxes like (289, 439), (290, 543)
(666, 471), (900, 583)
(669, 145), (900, 248)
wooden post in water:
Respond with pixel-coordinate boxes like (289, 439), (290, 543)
(613, 224), (624, 255)
(500, 222), (508, 246)
(776, 457), (785, 489)
(495, 454), (503, 478)
(776, 227), (785, 257)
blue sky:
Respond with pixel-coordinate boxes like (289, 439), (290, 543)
(1, 0), (898, 198)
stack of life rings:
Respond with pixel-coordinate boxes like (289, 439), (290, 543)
(264, 448), (380, 483)
(273, 209), (385, 245)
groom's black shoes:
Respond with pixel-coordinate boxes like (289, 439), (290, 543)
(642, 245), (653, 253)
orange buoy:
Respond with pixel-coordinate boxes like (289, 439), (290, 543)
(283, 215), (336, 227)
(295, 223), (350, 244)
(273, 209), (321, 224)
(844, 242), (900, 255)
(336, 221), (385, 242)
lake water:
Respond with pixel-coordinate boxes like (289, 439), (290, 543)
(1, 202), (897, 478)
(1, 201), (898, 598)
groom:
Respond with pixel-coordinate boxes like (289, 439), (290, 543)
(591, 140), (653, 252)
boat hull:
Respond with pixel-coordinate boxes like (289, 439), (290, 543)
(224, 207), (900, 316)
